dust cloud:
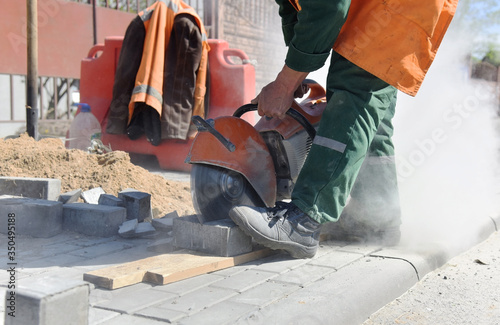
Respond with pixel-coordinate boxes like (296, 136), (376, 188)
(393, 22), (500, 256)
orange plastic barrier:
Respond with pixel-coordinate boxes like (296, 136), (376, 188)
(79, 37), (256, 171)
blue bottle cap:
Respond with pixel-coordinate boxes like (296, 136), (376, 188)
(73, 103), (91, 112)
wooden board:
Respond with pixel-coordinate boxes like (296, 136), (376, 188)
(84, 248), (273, 290)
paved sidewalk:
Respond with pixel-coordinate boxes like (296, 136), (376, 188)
(364, 231), (500, 324)
(1, 210), (498, 325)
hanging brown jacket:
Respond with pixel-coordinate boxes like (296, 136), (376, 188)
(106, 0), (209, 140)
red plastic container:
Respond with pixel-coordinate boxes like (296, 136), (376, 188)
(79, 37), (256, 171)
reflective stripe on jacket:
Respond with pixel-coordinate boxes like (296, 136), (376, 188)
(129, 0), (209, 122)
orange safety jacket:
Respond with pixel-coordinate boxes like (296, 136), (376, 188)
(129, 0), (209, 123)
(290, 0), (459, 96)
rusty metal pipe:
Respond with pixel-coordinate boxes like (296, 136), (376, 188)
(26, 0), (39, 139)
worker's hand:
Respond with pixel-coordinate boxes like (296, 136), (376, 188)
(251, 65), (309, 119)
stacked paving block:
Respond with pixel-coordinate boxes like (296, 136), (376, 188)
(173, 215), (253, 257)
(0, 177), (157, 238)
(0, 198), (63, 238)
(4, 277), (89, 325)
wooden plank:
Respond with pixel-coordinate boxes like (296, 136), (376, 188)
(83, 248), (273, 290)
(145, 248), (273, 285)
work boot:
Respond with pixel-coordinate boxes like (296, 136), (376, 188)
(229, 202), (321, 259)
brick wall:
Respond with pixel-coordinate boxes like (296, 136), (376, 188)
(218, 1), (287, 93)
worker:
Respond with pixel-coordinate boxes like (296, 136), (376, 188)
(229, 0), (459, 258)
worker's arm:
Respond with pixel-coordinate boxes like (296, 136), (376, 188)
(255, 0), (350, 118)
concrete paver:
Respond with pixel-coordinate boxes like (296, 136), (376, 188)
(1, 209), (498, 325)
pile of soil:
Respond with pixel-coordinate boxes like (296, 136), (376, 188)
(0, 134), (195, 218)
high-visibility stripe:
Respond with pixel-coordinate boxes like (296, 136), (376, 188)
(313, 136), (346, 153)
(132, 84), (163, 104)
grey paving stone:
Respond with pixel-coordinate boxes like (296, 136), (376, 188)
(5, 276), (89, 325)
(63, 203), (126, 237)
(118, 189), (152, 222)
(134, 305), (188, 323)
(147, 237), (176, 253)
(209, 269), (278, 293)
(251, 253), (310, 274)
(81, 187), (106, 204)
(177, 300), (257, 325)
(173, 215), (253, 256)
(98, 194), (124, 207)
(337, 243), (383, 256)
(308, 249), (365, 269)
(152, 210), (178, 231)
(234, 256), (417, 325)
(59, 188), (82, 204)
(99, 314), (167, 324)
(229, 280), (301, 307)
(135, 222), (156, 237)
(68, 241), (133, 259)
(0, 176), (61, 200)
(209, 260), (260, 277)
(118, 219), (138, 238)
(272, 264), (337, 286)
(15, 241), (82, 263)
(88, 307), (121, 325)
(151, 286), (238, 315)
(19, 253), (87, 269)
(95, 286), (176, 314)
(0, 197), (63, 238)
(151, 273), (225, 295)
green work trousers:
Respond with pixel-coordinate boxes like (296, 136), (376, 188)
(292, 52), (400, 225)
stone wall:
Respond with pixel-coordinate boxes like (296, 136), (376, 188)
(218, 1), (287, 93)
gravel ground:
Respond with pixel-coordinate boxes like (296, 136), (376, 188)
(364, 231), (500, 325)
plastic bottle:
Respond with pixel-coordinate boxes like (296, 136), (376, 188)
(68, 103), (101, 151)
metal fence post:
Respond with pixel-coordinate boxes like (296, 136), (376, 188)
(26, 0), (39, 139)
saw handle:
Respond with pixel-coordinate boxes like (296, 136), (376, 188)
(233, 104), (316, 140)
(192, 116), (236, 152)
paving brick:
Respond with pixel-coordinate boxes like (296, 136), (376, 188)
(308, 250), (364, 269)
(118, 189), (152, 221)
(229, 280), (300, 307)
(272, 264), (336, 286)
(4, 276), (89, 325)
(68, 241), (133, 259)
(88, 307), (121, 325)
(151, 210), (178, 231)
(151, 273), (224, 295)
(175, 300), (257, 325)
(58, 189), (82, 204)
(173, 215), (253, 256)
(98, 194), (124, 207)
(63, 203), (126, 237)
(94, 314), (167, 325)
(210, 269), (277, 293)
(251, 253), (310, 274)
(94, 286), (175, 314)
(152, 286), (238, 315)
(81, 187), (105, 204)
(240, 256), (417, 325)
(147, 237), (175, 253)
(0, 198), (63, 238)
(0, 177), (61, 201)
(118, 219), (138, 238)
(135, 222), (156, 237)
